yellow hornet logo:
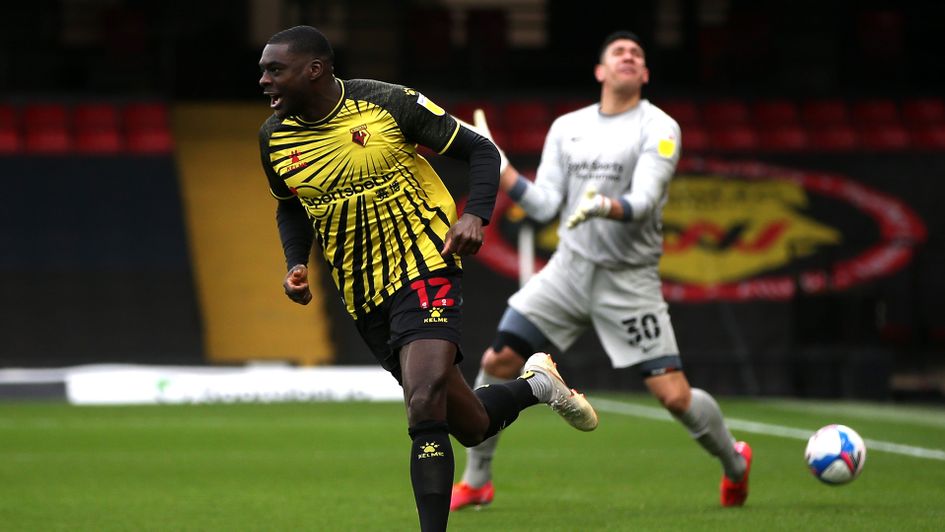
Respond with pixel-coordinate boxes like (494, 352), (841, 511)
(418, 442), (446, 459)
(661, 175), (840, 284)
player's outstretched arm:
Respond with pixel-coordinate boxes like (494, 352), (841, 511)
(455, 111), (521, 192)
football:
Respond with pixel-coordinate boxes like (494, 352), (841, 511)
(805, 424), (867, 485)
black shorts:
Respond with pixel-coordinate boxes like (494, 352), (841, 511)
(354, 269), (464, 383)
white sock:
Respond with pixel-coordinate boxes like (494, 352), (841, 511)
(462, 369), (509, 487)
(524, 369), (553, 403)
(673, 388), (746, 481)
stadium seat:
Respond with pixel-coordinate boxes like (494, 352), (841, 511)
(123, 102), (169, 130)
(682, 125), (709, 152)
(24, 103), (69, 128)
(851, 99), (900, 125)
(76, 128), (123, 154)
(710, 125), (759, 151)
(503, 100), (552, 129)
(801, 99), (849, 126)
(808, 125), (858, 151)
(759, 125), (809, 151)
(0, 125), (20, 153)
(0, 104), (17, 127)
(703, 100), (750, 126)
(553, 98), (595, 117)
(911, 125), (945, 151)
(450, 101), (501, 128)
(901, 98), (945, 126)
(860, 126), (910, 150)
(658, 100), (701, 127)
(505, 124), (547, 155)
(126, 128), (174, 154)
(24, 126), (72, 154)
(74, 103), (120, 130)
(752, 100), (800, 125)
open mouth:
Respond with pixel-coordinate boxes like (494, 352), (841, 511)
(267, 93), (283, 109)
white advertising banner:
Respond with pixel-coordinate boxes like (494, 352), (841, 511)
(65, 365), (404, 405)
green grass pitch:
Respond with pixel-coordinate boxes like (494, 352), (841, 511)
(1, 394), (943, 531)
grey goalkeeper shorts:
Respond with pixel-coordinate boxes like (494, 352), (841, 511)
(507, 246), (679, 368)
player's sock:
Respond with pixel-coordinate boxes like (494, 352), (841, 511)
(462, 369), (508, 487)
(521, 366), (554, 402)
(673, 388), (746, 481)
(474, 378), (539, 440)
(409, 420), (454, 532)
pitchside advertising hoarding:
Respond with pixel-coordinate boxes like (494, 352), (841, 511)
(473, 157), (927, 301)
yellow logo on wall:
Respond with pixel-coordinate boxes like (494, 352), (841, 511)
(473, 158), (926, 301)
(660, 175), (841, 284)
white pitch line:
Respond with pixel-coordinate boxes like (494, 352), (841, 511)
(590, 397), (945, 461)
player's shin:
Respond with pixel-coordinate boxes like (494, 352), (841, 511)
(673, 388), (745, 481)
(462, 369), (509, 487)
(473, 379), (539, 440)
(409, 420), (454, 531)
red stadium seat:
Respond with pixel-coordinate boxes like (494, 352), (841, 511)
(752, 100), (800, 125)
(759, 125), (809, 151)
(76, 128), (123, 154)
(658, 100), (701, 126)
(123, 102), (169, 130)
(808, 125), (858, 151)
(851, 99), (900, 125)
(24, 126), (72, 154)
(24, 103), (69, 128)
(860, 126), (910, 151)
(0, 104), (17, 127)
(681, 125), (709, 152)
(503, 100), (552, 129)
(505, 124), (547, 155)
(450, 101), (501, 128)
(703, 100), (750, 126)
(911, 125), (945, 151)
(74, 103), (120, 130)
(553, 98), (595, 117)
(801, 99), (849, 126)
(901, 98), (945, 126)
(710, 125), (759, 151)
(126, 128), (174, 154)
(0, 126), (21, 153)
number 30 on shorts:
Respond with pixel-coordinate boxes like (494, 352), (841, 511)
(621, 313), (661, 346)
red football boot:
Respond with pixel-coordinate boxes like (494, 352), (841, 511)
(449, 481), (495, 511)
(721, 441), (752, 507)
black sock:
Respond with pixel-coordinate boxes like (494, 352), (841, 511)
(408, 420), (453, 532)
(474, 379), (540, 440)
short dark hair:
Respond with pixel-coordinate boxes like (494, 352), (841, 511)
(598, 30), (643, 62)
(268, 25), (334, 64)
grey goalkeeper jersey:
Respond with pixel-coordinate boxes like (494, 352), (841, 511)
(517, 99), (681, 268)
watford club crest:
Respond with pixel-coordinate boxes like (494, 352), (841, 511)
(473, 158), (926, 302)
(350, 124), (370, 146)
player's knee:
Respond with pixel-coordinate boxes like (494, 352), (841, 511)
(657, 387), (692, 415)
(481, 347), (525, 379)
(453, 429), (486, 448)
(405, 384), (448, 420)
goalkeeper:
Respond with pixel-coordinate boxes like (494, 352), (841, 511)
(451, 30), (752, 510)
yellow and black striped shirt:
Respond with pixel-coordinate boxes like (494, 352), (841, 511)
(259, 79), (465, 317)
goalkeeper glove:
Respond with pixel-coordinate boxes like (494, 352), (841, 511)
(566, 186), (613, 228)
